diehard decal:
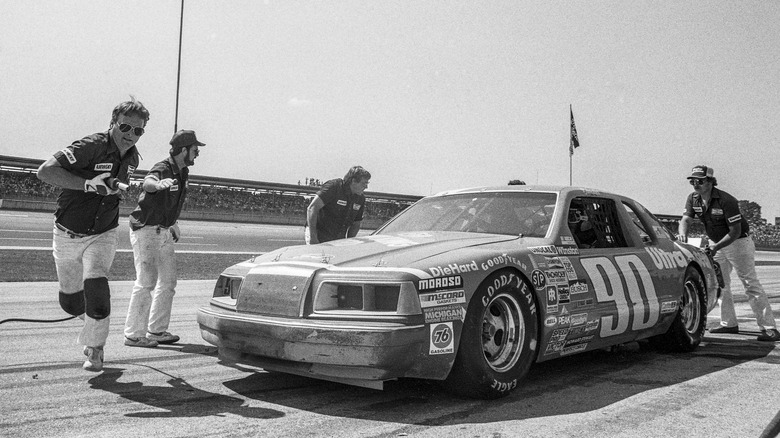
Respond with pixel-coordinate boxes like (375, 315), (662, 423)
(429, 261), (478, 276)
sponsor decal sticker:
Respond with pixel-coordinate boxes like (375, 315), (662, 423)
(545, 269), (568, 286)
(561, 343), (588, 355)
(424, 304), (465, 323)
(556, 246), (580, 256)
(429, 261), (479, 276)
(420, 290), (466, 308)
(418, 275), (463, 292)
(558, 257), (577, 280)
(429, 322), (454, 355)
(569, 281), (589, 295)
(661, 300), (678, 314)
(94, 163), (113, 171)
(544, 257), (564, 269)
(560, 235), (576, 245)
(564, 335), (594, 346)
(531, 269), (547, 290)
(551, 328), (569, 342)
(544, 341), (565, 355)
(546, 285), (558, 313)
(529, 245), (558, 255)
(558, 285), (570, 304)
(572, 298), (594, 309)
(544, 316), (557, 327)
(645, 247), (686, 269)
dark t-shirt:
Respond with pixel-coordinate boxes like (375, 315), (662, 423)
(52, 131), (139, 235)
(315, 178), (365, 242)
(129, 156), (188, 230)
(683, 187), (749, 242)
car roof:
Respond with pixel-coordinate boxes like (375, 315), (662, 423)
(430, 184), (622, 199)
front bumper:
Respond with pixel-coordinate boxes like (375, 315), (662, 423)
(197, 305), (429, 386)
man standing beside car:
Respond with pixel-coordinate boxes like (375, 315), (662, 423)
(306, 165), (370, 244)
(123, 130), (205, 348)
(37, 96), (150, 371)
(677, 165), (779, 342)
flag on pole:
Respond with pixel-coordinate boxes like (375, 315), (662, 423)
(569, 105), (580, 156)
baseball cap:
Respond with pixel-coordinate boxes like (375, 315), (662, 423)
(687, 165), (713, 179)
(169, 130), (205, 154)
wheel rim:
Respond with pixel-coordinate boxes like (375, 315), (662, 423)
(481, 292), (525, 372)
(681, 278), (702, 334)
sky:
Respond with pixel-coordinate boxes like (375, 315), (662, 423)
(2, 1), (779, 220)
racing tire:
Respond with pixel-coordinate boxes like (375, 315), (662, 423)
(650, 267), (707, 352)
(443, 270), (538, 399)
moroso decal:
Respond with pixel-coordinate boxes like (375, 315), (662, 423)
(429, 322), (454, 355)
(420, 290), (466, 308)
(418, 275), (462, 292)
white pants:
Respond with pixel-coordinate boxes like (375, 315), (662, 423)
(53, 226), (117, 348)
(712, 236), (776, 330)
(124, 226), (177, 339)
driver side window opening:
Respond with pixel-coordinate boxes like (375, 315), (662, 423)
(568, 197), (629, 249)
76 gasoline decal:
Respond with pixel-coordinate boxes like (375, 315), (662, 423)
(429, 322), (454, 355)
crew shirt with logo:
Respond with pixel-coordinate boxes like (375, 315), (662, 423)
(683, 187), (749, 242)
(129, 156), (189, 230)
(315, 178), (365, 243)
(53, 131), (139, 235)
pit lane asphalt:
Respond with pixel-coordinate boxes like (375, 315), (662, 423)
(1, 214), (779, 437)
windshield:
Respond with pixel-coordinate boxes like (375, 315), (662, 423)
(378, 191), (558, 237)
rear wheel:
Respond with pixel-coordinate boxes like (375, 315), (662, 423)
(443, 270), (538, 399)
(650, 267), (707, 352)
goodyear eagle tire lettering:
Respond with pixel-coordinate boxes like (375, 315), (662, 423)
(443, 269), (538, 399)
(649, 267), (707, 352)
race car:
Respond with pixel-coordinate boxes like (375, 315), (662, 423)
(197, 185), (722, 399)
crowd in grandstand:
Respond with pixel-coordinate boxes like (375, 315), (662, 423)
(0, 171), (411, 223)
(3, 170), (780, 247)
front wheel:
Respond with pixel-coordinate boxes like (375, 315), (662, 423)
(650, 267), (707, 352)
(443, 270), (538, 399)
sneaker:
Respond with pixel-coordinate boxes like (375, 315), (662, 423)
(83, 346), (104, 371)
(147, 331), (180, 344)
(757, 329), (780, 342)
(124, 337), (159, 348)
(709, 325), (739, 334)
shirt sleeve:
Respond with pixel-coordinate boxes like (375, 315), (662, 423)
(145, 161), (167, 182)
(720, 193), (743, 224)
(316, 179), (339, 205)
(53, 135), (99, 171)
(682, 193), (696, 217)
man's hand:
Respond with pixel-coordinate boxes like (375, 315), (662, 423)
(84, 173), (118, 195)
(155, 178), (175, 191)
(170, 223), (181, 242)
(677, 234), (688, 243)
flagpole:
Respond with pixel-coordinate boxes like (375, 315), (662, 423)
(569, 104), (573, 186)
(174, 0), (185, 133)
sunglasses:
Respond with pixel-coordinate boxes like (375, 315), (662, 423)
(117, 123), (145, 136)
(689, 179), (707, 185)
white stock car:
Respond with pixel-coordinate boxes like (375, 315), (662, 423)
(197, 185), (722, 399)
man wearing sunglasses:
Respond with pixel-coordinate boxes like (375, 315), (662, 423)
(677, 165), (779, 342)
(37, 96), (150, 370)
(124, 130), (205, 349)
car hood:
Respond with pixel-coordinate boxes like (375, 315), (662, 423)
(250, 232), (521, 269)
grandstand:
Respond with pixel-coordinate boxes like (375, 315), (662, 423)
(2, 154), (778, 248)
(0, 155), (420, 229)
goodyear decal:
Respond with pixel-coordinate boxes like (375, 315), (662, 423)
(424, 304), (465, 323)
(62, 149), (77, 164)
(429, 322), (454, 355)
(94, 163), (113, 171)
(418, 275), (462, 292)
(420, 290), (466, 308)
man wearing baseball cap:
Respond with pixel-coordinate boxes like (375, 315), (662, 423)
(678, 165), (779, 342)
(124, 130), (205, 348)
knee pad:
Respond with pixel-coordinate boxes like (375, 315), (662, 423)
(84, 277), (111, 320)
(59, 290), (85, 316)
